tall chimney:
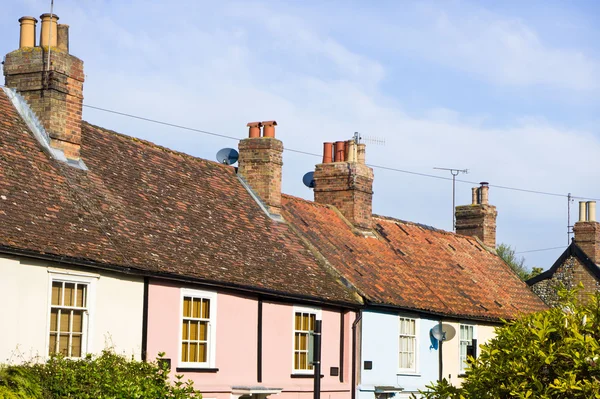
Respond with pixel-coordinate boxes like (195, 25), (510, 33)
(237, 121), (283, 215)
(455, 182), (498, 248)
(3, 14), (84, 160)
(313, 139), (374, 230)
(573, 201), (600, 263)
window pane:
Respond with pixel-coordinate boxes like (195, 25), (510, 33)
(189, 321), (198, 340)
(52, 282), (62, 306)
(301, 313), (308, 330)
(50, 309), (58, 332)
(299, 333), (307, 350)
(59, 335), (69, 356)
(71, 335), (82, 357)
(193, 298), (200, 318)
(299, 352), (307, 369)
(294, 352), (300, 369)
(182, 321), (189, 340)
(181, 342), (189, 362)
(76, 285), (86, 307)
(60, 311), (70, 333)
(49, 333), (57, 355)
(189, 343), (198, 362)
(295, 313), (302, 330)
(201, 299), (209, 319)
(72, 311), (83, 333)
(199, 321), (208, 341)
(64, 283), (75, 307)
(198, 343), (207, 362)
(309, 314), (315, 331)
(183, 297), (192, 317)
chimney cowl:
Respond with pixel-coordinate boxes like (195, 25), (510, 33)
(246, 121), (262, 138)
(262, 120), (277, 138)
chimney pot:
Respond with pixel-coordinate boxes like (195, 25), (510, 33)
(588, 201), (596, 222)
(39, 13), (59, 48)
(334, 141), (345, 162)
(323, 142), (333, 164)
(357, 143), (366, 164)
(479, 182), (489, 205)
(57, 24), (69, 52)
(18, 16), (37, 48)
(247, 122), (262, 138)
(348, 140), (357, 162)
(579, 201), (587, 222)
(262, 120), (277, 138)
(471, 187), (478, 205)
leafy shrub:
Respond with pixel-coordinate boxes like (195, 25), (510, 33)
(0, 350), (199, 399)
(417, 288), (600, 399)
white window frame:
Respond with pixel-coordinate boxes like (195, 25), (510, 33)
(292, 306), (322, 375)
(398, 316), (419, 374)
(178, 289), (217, 369)
(459, 324), (477, 373)
(46, 271), (97, 359)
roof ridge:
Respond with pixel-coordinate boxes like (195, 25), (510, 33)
(82, 121), (234, 171)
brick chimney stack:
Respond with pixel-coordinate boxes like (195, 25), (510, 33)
(455, 182), (497, 248)
(3, 14), (84, 160)
(237, 121), (283, 215)
(573, 201), (600, 264)
(313, 139), (374, 230)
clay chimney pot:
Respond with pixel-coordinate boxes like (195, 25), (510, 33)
(323, 142), (333, 164)
(334, 141), (345, 162)
(247, 122), (262, 138)
(57, 24), (69, 52)
(18, 16), (37, 48)
(262, 120), (277, 138)
(40, 13), (59, 48)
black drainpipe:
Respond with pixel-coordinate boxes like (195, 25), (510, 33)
(257, 298), (263, 382)
(141, 277), (149, 361)
(351, 310), (362, 399)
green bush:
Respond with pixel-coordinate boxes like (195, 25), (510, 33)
(0, 350), (200, 399)
(416, 288), (600, 399)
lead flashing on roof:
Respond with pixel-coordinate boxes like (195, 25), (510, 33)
(2, 87), (88, 171)
(237, 175), (284, 222)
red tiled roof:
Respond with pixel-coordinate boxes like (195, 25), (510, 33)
(0, 90), (359, 305)
(282, 195), (547, 320)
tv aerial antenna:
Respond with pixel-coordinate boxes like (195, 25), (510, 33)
(567, 193), (575, 245)
(434, 167), (469, 232)
(353, 132), (385, 146)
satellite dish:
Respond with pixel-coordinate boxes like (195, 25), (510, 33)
(216, 148), (239, 165)
(431, 323), (456, 342)
(302, 171), (315, 188)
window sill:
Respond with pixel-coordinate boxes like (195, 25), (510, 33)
(290, 374), (324, 379)
(397, 372), (421, 377)
(457, 373), (467, 378)
(176, 367), (219, 373)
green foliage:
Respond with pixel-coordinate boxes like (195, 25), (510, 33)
(0, 350), (200, 399)
(497, 243), (542, 281)
(417, 288), (600, 398)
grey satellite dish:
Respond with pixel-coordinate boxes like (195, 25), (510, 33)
(431, 323), (456, 342)
(302, 171), (315, 188)
(216, 148), (239, 165)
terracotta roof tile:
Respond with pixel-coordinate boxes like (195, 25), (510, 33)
(282, 194), (547, 320)
(0, 90), (358, 305)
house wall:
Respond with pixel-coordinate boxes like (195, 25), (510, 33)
(531, 256), (600, 306)
(441, 322), (496, 386)
(0, 254), (144, 363)
(358, 310), (439, 399)
(146, 280), (355, 399)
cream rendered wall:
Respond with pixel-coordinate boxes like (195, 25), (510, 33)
(441, 321), (497, 386)
(0, 254), (144, 363)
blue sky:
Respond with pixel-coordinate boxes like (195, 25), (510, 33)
(2, 0), (599, 269)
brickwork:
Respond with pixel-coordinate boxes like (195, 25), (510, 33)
(313, 162), (374, 230)
(531, 256), (600, 306)
(455, 204), (497, 248)
(573, 221), (600, 264)
(3, 46), (84, 159)
(237, 137), (283, 215)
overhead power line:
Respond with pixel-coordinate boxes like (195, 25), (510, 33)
(81, 103), (600, 201)
(515, 246), (566, 254)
